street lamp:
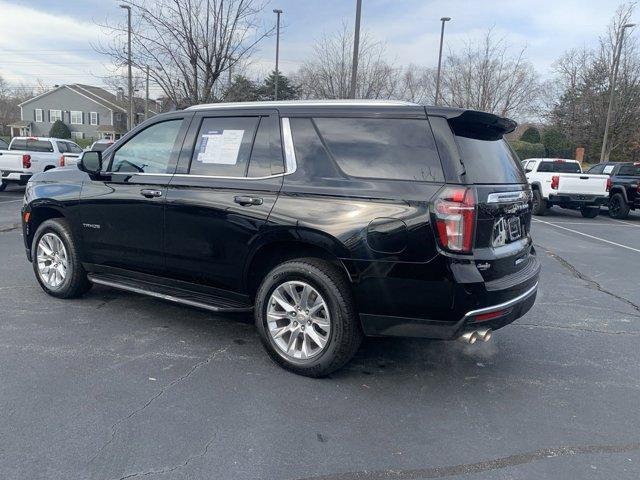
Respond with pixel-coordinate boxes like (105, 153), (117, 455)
(273, 9), (283, 101)
(349, 0), (363, 99)
(600, 22), (636, 162)
(120, 4), (133, 130)
(434, 16), (451, 106)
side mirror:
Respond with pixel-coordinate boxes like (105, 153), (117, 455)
(78, 151), (102, 176)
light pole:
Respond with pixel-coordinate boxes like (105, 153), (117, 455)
(349, 0), (362, 99)
(120, 4), (134, 130)
(435, 16), (451, 106)
(273, 9), (283, 101)
(600, 23), (636, 162)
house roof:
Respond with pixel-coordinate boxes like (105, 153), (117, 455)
(19, 83), (158, 115)
(7, 120), (32, 127)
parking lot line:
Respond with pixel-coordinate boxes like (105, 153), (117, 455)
(532, 218), (640, 253)
(0, 199), (23, 204)
(535, 221), (637, 226)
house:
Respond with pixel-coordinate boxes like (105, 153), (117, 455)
(11, 84), (158, 140)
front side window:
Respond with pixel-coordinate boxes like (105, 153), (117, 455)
(313, 117), (444, 182)
(49, 110), (62, 123)
(189, 116), (259, 177)
(90, 112), (98, 125)
(111, 119), (183, 173)
(71, 111), (83, 125)
(35, 109), (43, 123)
(247, 116), (284, 177)
(587, 164), (605, 174)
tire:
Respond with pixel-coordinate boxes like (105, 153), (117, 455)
(254, 258), (363, 377)
(0, 181), (7, 192)
(608, 193), (630, 219)
(580, 206), (600, 218)
(532, 189), (547, 216)
(31, 218), (92, 298)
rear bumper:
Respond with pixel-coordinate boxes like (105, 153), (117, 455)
(548, 193), (608, 208)
(359, 253), (540, 340)
(1, 171), (31, 184)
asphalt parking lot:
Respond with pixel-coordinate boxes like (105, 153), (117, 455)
(1, 184), (640, 480)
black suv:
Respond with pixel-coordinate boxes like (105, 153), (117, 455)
(22, 100), (540, 377)
(587, 162), (640, 219)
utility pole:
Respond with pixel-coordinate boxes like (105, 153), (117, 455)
(600, 22), (636, 162)
(145, 65), (149, 121)
(120, 4), (133, 130)
(349, 0), (362, 99)
(273, 9), (283, 100)
(435, 17), (451, 106)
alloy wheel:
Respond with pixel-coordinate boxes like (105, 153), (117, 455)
(36, 233), (68, 288)
(266, 281), (331, 360)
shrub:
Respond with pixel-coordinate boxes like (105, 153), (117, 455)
(542, 127), (575, 159)
(509, 140), (545, 160)
(520, 126), (541, 143)
(49, 120), (71, 139)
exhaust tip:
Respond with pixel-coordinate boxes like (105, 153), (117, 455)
(458, 331), (478, 344)
(476, 328), (492, 342)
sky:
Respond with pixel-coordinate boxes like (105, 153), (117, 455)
(0, 0), (629, 99)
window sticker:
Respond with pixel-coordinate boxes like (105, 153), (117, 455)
(603, 165), (615, 174)
(197, 129), (245, 164)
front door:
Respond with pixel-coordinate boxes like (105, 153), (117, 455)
(164, 111), (284, 291)
(79, 115), (191, 275)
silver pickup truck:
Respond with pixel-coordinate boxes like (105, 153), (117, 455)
(0, 137), (83, 191)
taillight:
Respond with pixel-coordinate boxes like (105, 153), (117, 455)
(551, 175), (559, 190)
(22, 154), (31, 169)
(606, 177), (612, 192)
(59, 155), (65, 167)
(433, 186), (476, 253)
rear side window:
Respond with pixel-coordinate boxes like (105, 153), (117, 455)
(247, 116), (284, 177)
(537, 161), (581, 173)
(10, 139), (27, 150)
(619, 164), (640, 176)
(27, 140), (54, 152)
(455, 136), (525, 184)
(313, 117), (444, 182)
(56, 141), (69, 153)
(189, 116), (259, 177)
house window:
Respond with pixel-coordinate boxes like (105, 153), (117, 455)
(49, 109), (62, 123)
(71, 131), (84, 140)
(35, 109), (43, 123)
(90, 112), (98, 125)
(70, 111), (83, 125)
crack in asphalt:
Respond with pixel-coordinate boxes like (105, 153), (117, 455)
(0, 223), (20, 232)
(536, 243), (640, 314)
(515, 323), (640, 336)
(117, 433), (217, 480)
(292, 443), (640, 480)
(89, 345), (229, 464)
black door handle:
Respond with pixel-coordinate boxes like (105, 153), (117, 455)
(140, 189), (163, 198)
(234, 195), (263, 206)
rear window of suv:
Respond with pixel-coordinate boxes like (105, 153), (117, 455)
(537, 161), (581, 173)
(313, 117), (444, 182)
(455, 136), (525, 184)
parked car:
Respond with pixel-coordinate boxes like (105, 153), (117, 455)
(522, 158), (610, 217)
(21, 100), (540, 377)
(587, 162), (640, 219)
(0, 138), (8, 150)
(0, 137), (83, 191)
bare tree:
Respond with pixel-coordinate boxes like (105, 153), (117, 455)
(0, 77), (35, 135)
(396, 64), (435, 104)
(439, 29), (541, 119)
(295, 25), (400, 99)
(96, 0), (272, 108)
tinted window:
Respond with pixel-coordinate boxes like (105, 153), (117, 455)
(92, 142), (113, 152)
(247, 116), (284, 177)
(189, 117), (259, 177)
(455, 136), (525, 184)
(67, 142), (83, 154)
(314, 117), (444, 182)
(10, 139), (27, 150)
(537, 161), (581, 173)
(111, 119), (183, 173)
(56, 141), (69, 153)
(619, 164), (640, 176)
(27, 139), (54, 152)
(587, 164), (605, 174)
(289, 118), (338, 179)
(0, 139), (8, 150)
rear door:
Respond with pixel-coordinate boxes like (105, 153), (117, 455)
(163, 110), (284, 291)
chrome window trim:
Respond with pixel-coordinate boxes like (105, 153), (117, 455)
(280, 117), (297, 175)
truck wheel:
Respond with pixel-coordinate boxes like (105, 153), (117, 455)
(608, 193), (630, 219)
(31, 218), (92, 299)
(580, 206), (600, 218)
(255, 258), (363, 377)
(532, 189), (547, 216)
(0, 181), (7, 192)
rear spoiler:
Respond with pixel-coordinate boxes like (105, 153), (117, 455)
(427, 108), (517, 141)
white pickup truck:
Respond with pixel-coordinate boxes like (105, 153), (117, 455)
(0, 137), (83, 191)
(523, 158), (610, 218)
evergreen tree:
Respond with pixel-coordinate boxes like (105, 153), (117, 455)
(49, 120), (71, 139)
(259, 71), (300, 101)
(520, 126), (541, 144)
(223, 75), (261, 102)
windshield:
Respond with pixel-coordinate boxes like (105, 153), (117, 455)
(537, 161), (581, 173)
